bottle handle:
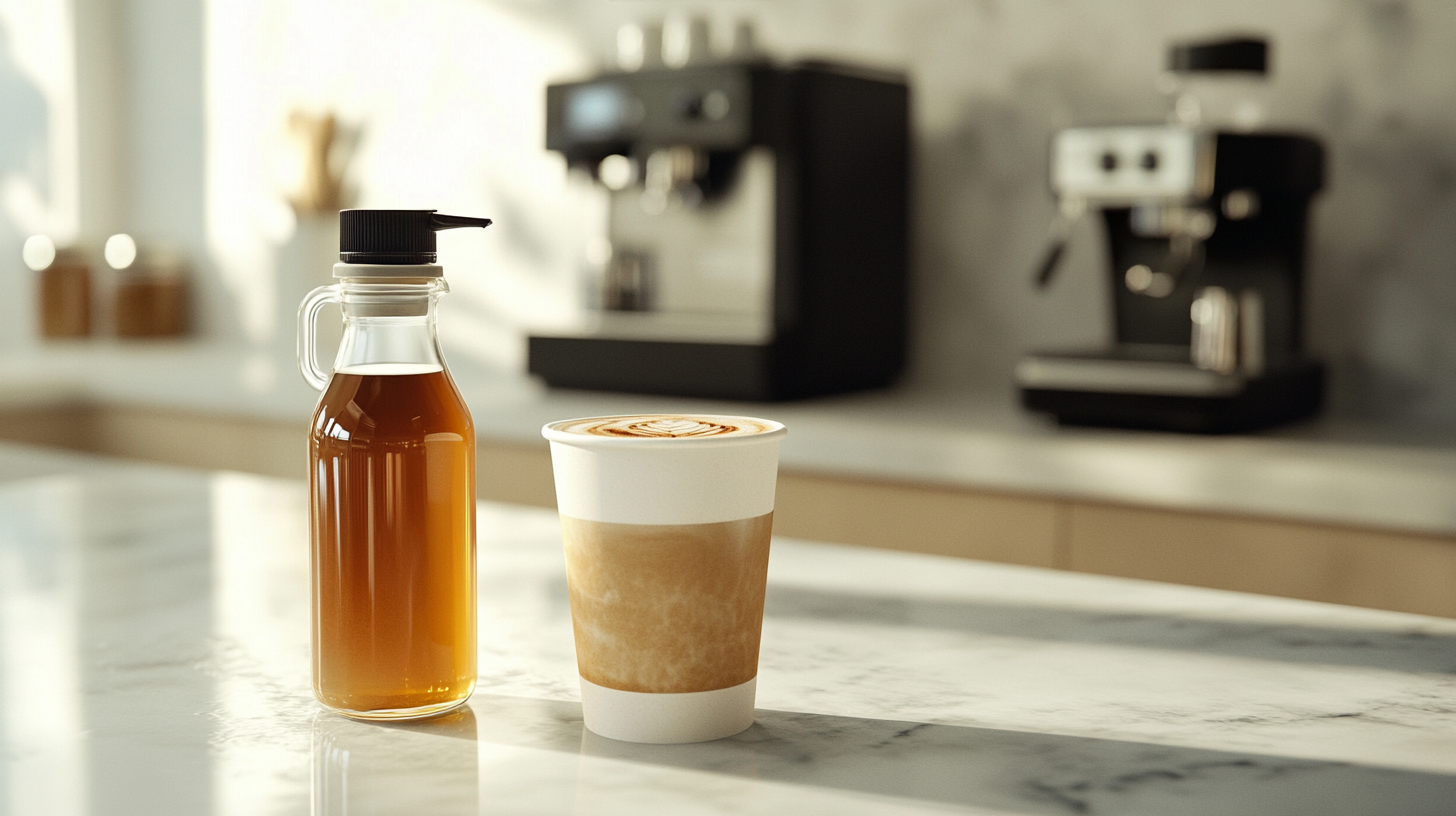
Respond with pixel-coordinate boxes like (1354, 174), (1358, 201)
(297, 284), (341, 391)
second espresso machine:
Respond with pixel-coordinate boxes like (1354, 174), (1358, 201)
(1017, 36), (1326, 433)
(528, 21), (909, 401)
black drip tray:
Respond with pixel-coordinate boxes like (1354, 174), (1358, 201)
(1018, 354), (1324, 433)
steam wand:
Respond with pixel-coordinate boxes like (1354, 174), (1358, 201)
(1033, 197), (1085, 289)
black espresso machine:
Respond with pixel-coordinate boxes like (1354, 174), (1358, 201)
(1017, 36), (1326, 433)
(527, 30), (909, 401)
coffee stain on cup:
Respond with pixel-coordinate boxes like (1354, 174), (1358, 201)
(560, 512), (773, 694)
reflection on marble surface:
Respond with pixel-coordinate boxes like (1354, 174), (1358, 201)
(313, 709), (479, 815)
(1, 445), (1454, 815)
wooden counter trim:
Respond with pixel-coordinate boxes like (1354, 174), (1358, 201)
(2, 404), (1452, 618)
(774, 470), (1062, 567)
(1066, 501), (1456, 619)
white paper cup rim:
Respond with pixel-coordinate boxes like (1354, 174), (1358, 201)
(542, 414), (786, 448)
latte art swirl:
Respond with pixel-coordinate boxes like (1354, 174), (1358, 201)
(605, 418), (734, 438)
(550, 414), (776, 440)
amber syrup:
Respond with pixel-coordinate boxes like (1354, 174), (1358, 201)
(309, 366), (476, 718)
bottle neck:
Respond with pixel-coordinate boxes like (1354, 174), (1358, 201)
(332, 278), (448, 375)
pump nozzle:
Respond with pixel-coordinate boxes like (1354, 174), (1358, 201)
(429, 213), (494, 232)
(339, 209), (493, 265)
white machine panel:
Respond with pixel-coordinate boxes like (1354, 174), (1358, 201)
(1052, 126), (1212, 203)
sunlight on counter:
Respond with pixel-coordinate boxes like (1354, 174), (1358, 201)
(0, 478), (86, 816)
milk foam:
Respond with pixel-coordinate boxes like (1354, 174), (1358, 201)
(550, 414), (775, 440)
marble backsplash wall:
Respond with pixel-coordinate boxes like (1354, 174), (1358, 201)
(2, 0), (1450, 427)
(513, 0), (1456, 425)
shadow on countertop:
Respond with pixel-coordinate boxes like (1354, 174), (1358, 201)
(469, 694), (1456, 816)
(763, 585), (1456, 675)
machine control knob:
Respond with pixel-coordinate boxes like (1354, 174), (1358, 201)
(1100, 151), (1119, 172)
(675, 89), (731, 121)
(675, 92), (705, 120)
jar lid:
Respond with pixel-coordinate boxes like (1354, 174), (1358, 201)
(338, 209), (492, 265)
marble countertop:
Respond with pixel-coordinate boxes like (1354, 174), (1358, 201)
(1, 443), (1454, 815)
(2, 342), (1456, 536)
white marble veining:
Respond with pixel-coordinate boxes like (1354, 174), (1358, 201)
(1, 443), (1454, 815)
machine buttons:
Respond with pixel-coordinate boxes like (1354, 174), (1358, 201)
(673, 91), (704, 120)
(702, 90), (731, 121)
(674, 89), (733, 122)
(1052, 126), (1210, 202)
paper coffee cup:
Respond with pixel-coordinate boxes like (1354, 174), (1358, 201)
(542, 414), (786, 744)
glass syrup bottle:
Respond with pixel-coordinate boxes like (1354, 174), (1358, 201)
(298, 209), (491, 720)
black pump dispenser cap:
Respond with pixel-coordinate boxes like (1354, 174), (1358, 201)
(1168, 37), (1269, 74)
(338, 209), (493, 264)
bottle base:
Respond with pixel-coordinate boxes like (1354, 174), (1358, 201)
(322, 694), (473, 722)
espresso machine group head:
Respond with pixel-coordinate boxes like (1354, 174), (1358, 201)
(527, 20), (909, 401)
(1016, 36), (1327, 433)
